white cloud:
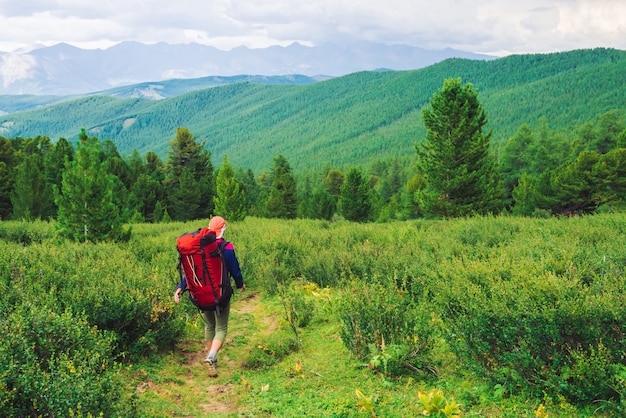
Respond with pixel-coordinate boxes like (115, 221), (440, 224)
(0, 0), (624, 54)
(557, 0), (626, 47)
(0, 53), (37, 87)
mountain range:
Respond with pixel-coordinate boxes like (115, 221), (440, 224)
(0, 48), (624, 175)
(0, 41), (495, 96)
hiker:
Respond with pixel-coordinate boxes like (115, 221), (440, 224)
(174, 216), (246, 377)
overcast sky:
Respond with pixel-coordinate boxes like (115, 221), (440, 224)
(0, 0), (624, 56)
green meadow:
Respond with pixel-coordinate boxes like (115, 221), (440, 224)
(1, 214), (625, 417)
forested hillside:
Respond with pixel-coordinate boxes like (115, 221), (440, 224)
(0, 48), (624, 174)
(0, 94), (70, 114)
(98, 74), (322, 99)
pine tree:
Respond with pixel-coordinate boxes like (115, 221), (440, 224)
(571, 110), (625, 156)
(164, 128), (214, 220)
(11, 153), (55, 220)
(339, 167), (371, 222)
(126, 149), (146, 179)
(10, 136), (56, 220)
(401, 173), (425, 219)
(145, 151), (164, 174)
(416, 78), (503, 217)
(153, 200), (165, 223)
(235, 168), (260, 215)
(500, 124), (535, 204)
(44, 137), (74, 193)
(511, 173), (540, 216)
(167, 167), (200, 222)
(529, 117), (571, 176)
(129, 173), (161, 222)
(0, 137), (16, 219)
(310, 188), (336, 220)
(324, 169), (344, 202)
(297, 176), (313, 219)
(265, 154), (298, 219)
(549, 149), (626, 215)
(214, 155), (247, 221)
(54, 131), (129, 242)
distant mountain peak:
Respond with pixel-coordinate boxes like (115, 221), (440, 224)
(0, 41), (496, 95)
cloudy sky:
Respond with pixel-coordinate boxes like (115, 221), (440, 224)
(0, 0), (624, 56)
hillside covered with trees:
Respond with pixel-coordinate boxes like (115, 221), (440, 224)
(1, 85), (625, 234)
(0, 48), (624, 175)
(0, 48), (625, 235)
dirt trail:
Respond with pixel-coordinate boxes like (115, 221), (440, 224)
(181, 291), (275, 416)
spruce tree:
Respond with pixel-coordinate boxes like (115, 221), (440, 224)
(0, 137), (15, 219)
(164, 128), (214, 221)
(416, 78), (503, 217)
(339, 167), (371, 222)
(54, 130), (128, 242)
(214, 155), (247, 221)
(129, 173), (161, 222)
(310, 188), (336, 220)
(167, 167), (200, 222)
(45, 137), (74, 193)
(265, 154), (298, 219)
(11, 153), (55, 220)
(235, 168), (261, 215)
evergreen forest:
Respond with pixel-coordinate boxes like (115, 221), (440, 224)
(0, 48), (625, 227)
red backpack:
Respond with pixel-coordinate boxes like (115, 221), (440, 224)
(176, 228), (232, 314)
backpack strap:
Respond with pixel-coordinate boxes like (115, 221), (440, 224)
(176, 251), (189, 295)
(200, 236), (222, 315)
(217, 241), (231, 292)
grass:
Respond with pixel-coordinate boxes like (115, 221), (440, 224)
(3, 216), (623, 416)
(124, 285), (583, 417)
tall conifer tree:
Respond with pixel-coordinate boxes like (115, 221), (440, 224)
(265, 154), (298, 219)
(236, 168), (260, 213)
(45, 137), (74, 193)
(130, 173), (161, 222)
(339, 167), (371, 222)
(0, 137), (15, 219)
(54, 130), (128, 241)
(11, 153), (55, 220)
(164, 128), (214, 220)
(214, 155), (247, 221)
(416, 78), (503, 217)
(310, 188), (336, 220)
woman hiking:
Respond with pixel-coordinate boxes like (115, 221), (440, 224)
(174, 215), (246, 377)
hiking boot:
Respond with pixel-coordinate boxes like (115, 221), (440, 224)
(205, 357), (218, 377)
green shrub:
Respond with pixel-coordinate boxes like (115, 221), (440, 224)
(278, 281), (315, 328)
(0, 304), (127, 417)
(0, 226), (185, 360)
(243, 333), (300, 369)
(4, 214), (626, 415)
(562, 342), (619, 404)
(433, 215), (626, 404)
(337, 273), (439, 377)
(0, 220), (54, 244)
